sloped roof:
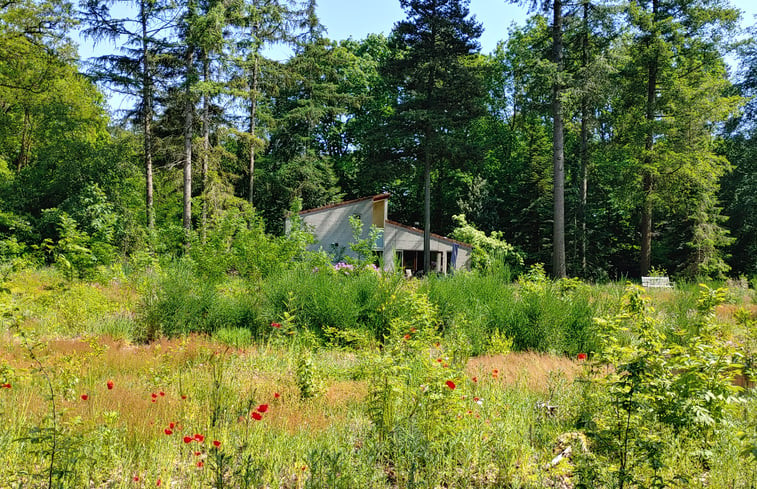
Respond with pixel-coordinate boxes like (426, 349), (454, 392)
(385, 220), (472, 249)
(298, 193), (390, 216)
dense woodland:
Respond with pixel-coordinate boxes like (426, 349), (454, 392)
(1, 0), (756, 280)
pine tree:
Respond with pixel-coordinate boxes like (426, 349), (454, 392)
(383, 0), (485, 275)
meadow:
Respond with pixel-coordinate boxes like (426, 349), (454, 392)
(1, 262), (756, 488)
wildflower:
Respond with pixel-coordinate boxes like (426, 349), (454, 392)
(256, 404), (269, 413)
(403, 334), (411, 340)
(133, 475), (140, 482)
(169, 422), (175, 429)
(492, 369), (499, 379)
(183, 436), (193, 444)
(472, 376), (478, 383)
(151, 393), (158, 399)
(159, 391), (165, 397)
(271, 322), (281, 329)
(445, 380), (456, 390)
(197, 461), (203, 468)
(409, 328), (417, 333)
(81, 394), (88, 401)
(194, 451), (201, 456)
(251, 412), (263, 421)
(436, 358), (442, 363)
(156, 479), (161, 486)
(213, 440), (221, 448)
(107, 380), (114, 390)
(577, 353), (587, 361)
(164, 429), (173, 435)
(274, 392), (281, 399)
(181, 395), (187, 400)
(194, 434), (204, 442)
(2, 383), (11, 388)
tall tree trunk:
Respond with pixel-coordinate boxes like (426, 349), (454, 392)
(423, 147), (431, 275)
(640, 0), (659, 276)
(16, 107), (31, 171)
(552, 0), (567, 278)
(183, 44), (194, 234)
(579, 0), (590, 276)
(201, 51), (210, 242)
(248, 39), (260, 205)
(140, 0), (155, 231)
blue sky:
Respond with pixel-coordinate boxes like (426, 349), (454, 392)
(76, 0), (757, 111)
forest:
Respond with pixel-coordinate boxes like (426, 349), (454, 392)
(1, 0), (755, 280)
(3, 2), (757, 487)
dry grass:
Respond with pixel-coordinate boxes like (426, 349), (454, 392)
(467, 352), (581, 393)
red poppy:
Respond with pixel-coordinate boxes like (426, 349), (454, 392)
(133, 475), (140, 482)
(197, 461), (203, 468)
(169, 422), (175, 429)
(181, 395), (187, 400)
(213, 440), (221, 448)
(251, 412), (262, 421)
(436, 358), (442, 363)
(2, 383), (10, 388)
(156, 479), (161, 486)
(183, 436), (193, 444)
(445, 380), (456, 390)
(271, 322), (281, 329)
(472, 376), (478, 383)
(403, 334), (411, 340)
(274, 392), (280, 399)
(194, 434), (204, 442)
(107, 380), (114, 390)
(81, 394), (88, 401)
(256, 404), (269, 413)
(151, 393), (157, 399)
(159, 391), (165, 397)
(194, 451), (201, 456)
(164, 428), (173, 435)
(577, 353), (588, 361)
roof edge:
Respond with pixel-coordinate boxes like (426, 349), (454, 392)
(385, 220), (472, 249)
(297, 194), (390, 216)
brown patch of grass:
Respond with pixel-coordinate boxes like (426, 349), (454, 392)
(466, 352), (581, 393)
(716, 303), (757, 322)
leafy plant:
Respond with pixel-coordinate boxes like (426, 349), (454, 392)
(587, 284), (743, 488)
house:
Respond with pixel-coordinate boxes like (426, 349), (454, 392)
(286, 194), (472, 274)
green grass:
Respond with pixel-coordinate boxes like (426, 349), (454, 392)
(2, 266), (756, 487)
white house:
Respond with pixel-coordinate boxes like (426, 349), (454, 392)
(286, 194), (472, 274)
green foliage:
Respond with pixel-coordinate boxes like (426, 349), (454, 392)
(450, 214), (523, 273)
(347, 214), (383, 265)
(587, 284), (743, 488)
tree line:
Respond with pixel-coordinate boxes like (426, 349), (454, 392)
(1, 0), (755, 280)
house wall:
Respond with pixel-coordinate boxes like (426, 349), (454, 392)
(384, 223), (471, 271)
(291, 199), (378, 260)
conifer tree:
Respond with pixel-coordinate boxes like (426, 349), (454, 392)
(383, 0), (485, 274)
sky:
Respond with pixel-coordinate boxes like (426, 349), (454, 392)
(76, 0), (757, 112)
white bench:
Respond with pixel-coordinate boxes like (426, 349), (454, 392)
(641, 276), (673, 288)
